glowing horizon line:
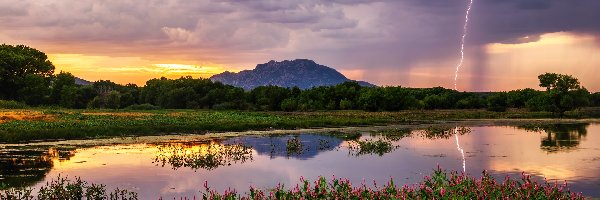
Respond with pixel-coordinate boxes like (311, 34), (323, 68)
(454, 0), (474, 91)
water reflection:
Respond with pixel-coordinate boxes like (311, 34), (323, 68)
(0, 124), (599, 198)
(152, 141), (253, 171)
(0, 147), (74, 187)
(222, 134), (344, 160)
(518, 123), (589, 152)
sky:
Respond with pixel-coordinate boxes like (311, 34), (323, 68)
(1, 0), (599, 91)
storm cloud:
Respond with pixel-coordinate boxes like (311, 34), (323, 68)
(0, 0), (599, 90)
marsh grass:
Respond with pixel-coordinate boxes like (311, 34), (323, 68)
(0, 108), (591, 143)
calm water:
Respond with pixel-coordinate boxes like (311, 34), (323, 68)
(1, 123), (599, 198)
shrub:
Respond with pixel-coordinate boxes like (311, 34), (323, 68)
(200, 168), (584, 199)
(487, 93), (508, 112)
(0, 100), (28, 109)
(1, 176), (138, 200)
(280, 98), (298, 111)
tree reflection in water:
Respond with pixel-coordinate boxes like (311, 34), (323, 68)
(152, 141), (253, 171)
(0, 147), (74, 187)
(518, 123), (590, 153)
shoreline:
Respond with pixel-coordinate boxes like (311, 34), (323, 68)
(2, 118), (598, 148)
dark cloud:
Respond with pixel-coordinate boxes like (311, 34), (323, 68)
(0, 0), (599, 90)
(469, 0), (600, 45)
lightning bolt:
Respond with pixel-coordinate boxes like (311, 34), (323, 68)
(454, 127), (466, 173)
(454, 0), (474, 91)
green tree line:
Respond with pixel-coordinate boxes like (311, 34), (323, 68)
(1, 44), (598, 115)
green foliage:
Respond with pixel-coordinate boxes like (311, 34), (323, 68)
(0, 176), (138, 200)
(286, 137), (304, 155)
(50, 72), (77, 105)
(17, 74), (51, 106)
(349, 139), (394, 156)
(280, 98), (298, 111)
(200, 169), (584, 199)
(0, 100), (28, 109)
(339, 99), (353, 110)
(486, 92), (508, 112)
(0, 109), (559, 143)
(507, 88), (542, 108)
(525, 93), (552, 112)
(105, 91), (121, 109)
(0, 44), (55, 100)
(591, 92), (600, 106)
(537, 73), (589, 115)
(154, 143), (253, 171)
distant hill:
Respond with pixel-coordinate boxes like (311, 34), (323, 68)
(75, 77), (92, 85)
(210, 59), (375, 90)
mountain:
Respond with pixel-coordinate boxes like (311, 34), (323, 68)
(210, 59), (376, 90)
(75, 77), (92, 85)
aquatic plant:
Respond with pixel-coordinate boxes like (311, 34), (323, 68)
(321, 131), (362, 141)
(286, 137), (304, 155)
(0, 109), (562, 143)
(348, 139), (395, 156)
(200, 168), (584, 200)
(419, 126), (470, 139)
(153, 142), (253, 171)
(370, 128), (411, 141)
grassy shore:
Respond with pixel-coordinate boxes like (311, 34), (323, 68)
(1, 108), (599, 143)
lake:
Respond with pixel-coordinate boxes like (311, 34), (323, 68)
(1, 123), (599, 199)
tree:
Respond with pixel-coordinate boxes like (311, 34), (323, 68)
(339, 99), (353, 110)
(591, 92), (600, 107)
(507, 88), (541, 108)
(537, 73), (589, 115)
(17, 74), (51, 105)
(358, 88), (383, 111)
(280, 98), (298, 111)
(50, 72), (77, 105)
(105, 91), (121, 109)
(0, 44), (55, 100)
(486, 92), (508, 112)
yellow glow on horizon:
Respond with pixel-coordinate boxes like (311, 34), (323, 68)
(151, 64), (224, 76)
(47, 54), (230, 85)
(487, 32), (596, 54)
(483, 32), (600, 91)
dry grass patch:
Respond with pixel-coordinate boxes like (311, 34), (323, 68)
(0, 111), (55, 123)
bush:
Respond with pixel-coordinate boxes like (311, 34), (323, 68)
(487, 93), (508, 112)
(280, 98), (298, 111)
(200, 168), (584, 199)
(339, 99), (353, 110)
(0, 100), (28, 109)
(526, 93), (553, 112)
(212, 102), (238, 110)
(592, 92), (600, 106)
(124, 103), (161, 110)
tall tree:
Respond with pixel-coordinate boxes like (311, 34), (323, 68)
(0, 44), (55, 100)
(50, 72), (77, 105)
(537, 73), (589, 115)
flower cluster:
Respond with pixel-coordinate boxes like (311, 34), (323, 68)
(201, 168), (584, 200)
